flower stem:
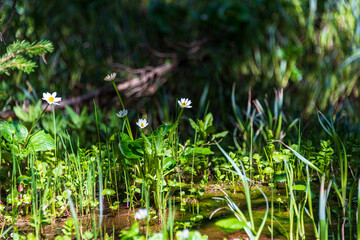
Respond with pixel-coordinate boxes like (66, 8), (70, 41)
(175, 108), (184, 126)
(52, 105), (57, 159)
(24, 103), (49, 147)
(111, 81), (134, 140)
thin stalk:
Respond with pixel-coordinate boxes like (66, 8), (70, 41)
(271, 168), (274, 240)
(357, 178), (360, 240)
(319, 175), (328, 240)
(111, 81), (134, 140)
(66, 189), (81, 240)
(52, 105), (57, 159)
(306, 166), (319, 239)
(24, 103), (49, 147)
(349, 179), (357, 238)
(175, 108), (184, 125)
(249, 118), (253, 180)
(191, 131), (198, 190)
(94, 102), (104, 230)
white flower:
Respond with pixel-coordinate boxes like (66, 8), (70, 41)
(116, 109), (128, 118)
(134, 208), (148, 220)
(136, 119), (148, 129)
(10, 233), (19, 240)
(42, 92), (61, 105)
(181, 229), (190, 239)
(178, 98), (192, 108)
(104, 72), (116, 81)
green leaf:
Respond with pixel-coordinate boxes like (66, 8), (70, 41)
(65, 105), (82, 127)
(26, 130), (55, 152)
(292, 184), (306, 191)
(211, 131), (228, 141)
(274, 173), (286, 183)
(118, 133), (143, 158)
(189, 118), (200, 132)
(175, 230), (207, 240)
(205, 126), (216, 135)
(13, 106), (28, 122)
(163, 157), (176, 171)
(272, 152), (286, 163)
(184, 147), (213, 156)
(0, 121), (28, 143)
(102, 189), (115, 196)
(148, 232), (166, 240)
(204, 113), (213, 129)
(53, 163), (65, 178)
(17, 175), (31, 184)
(215, 217), (246, 233)
(263, 166), (274, 174)
(120, 221), (142, 240)
(142, 133), (152, 155)
(82, 231), (94, 240)
(13, 101), (42, 123)
(273, 140), (323, 174)
(149, 124), (173, 138)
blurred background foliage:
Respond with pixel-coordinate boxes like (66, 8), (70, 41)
(1, 0), (360, 140)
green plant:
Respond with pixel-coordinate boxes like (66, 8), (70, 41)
(0, 40), (53, 75)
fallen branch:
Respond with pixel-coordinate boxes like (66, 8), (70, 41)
(0, 61), (177, 119)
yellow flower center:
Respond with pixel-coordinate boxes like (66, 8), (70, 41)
(49, 96), (54, 102)
(141, 123), (144, 127)
(182, 103), (186, 106)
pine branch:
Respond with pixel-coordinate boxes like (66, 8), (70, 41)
(0, 40), (53, 75)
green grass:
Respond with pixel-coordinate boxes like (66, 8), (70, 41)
(0, 87), (360, 240)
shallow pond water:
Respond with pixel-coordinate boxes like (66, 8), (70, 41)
(8, 185), (317, 239)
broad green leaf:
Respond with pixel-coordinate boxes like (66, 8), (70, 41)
(175, 230), (207, 240)
(26, 130), (55, 152)
(204, 113), (213, 129)
(118, 133), (143, 158)
(163, 157), (176, 171)
(149, 124), (173, 138)
(13, 101), (42, 123)
(65, 105), (82, 127)
(17, 175), (31, 184)
(189, 118), (199, 132)
(13, 106), (28, 122)
(148, 233), (166, 240)
(102, 189), (115, 196)
(184, 147), (213, 156)
(211, 131), (228, 141)
(272, 152), (286, 163)
(215, 217), (246, 233)
(0, 121), (28, 143)
(263, 167), (274, 174)
(274, 173), (286, 183)
(0, 122), (12, 141)
(292, 184), (306, 191)
(273, 140), (322, 174)
(205, 126), (216, 135)
(82, 231), (94, 240)
(53, 163), (65, 178)
(142, 133), (152, 155)
(120, 221), (141, 240)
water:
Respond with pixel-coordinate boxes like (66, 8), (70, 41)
(8, 186), (316, 239)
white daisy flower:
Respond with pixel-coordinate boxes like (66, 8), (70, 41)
(181, 229), (190, 239)
(42, 92), (61, 105)
(136, 119), (148, 129)
(178, 98), (192, 108)
(116, 109), (128, 118)
(104, 72), (117, 81)
(134, 208), (148, 220)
